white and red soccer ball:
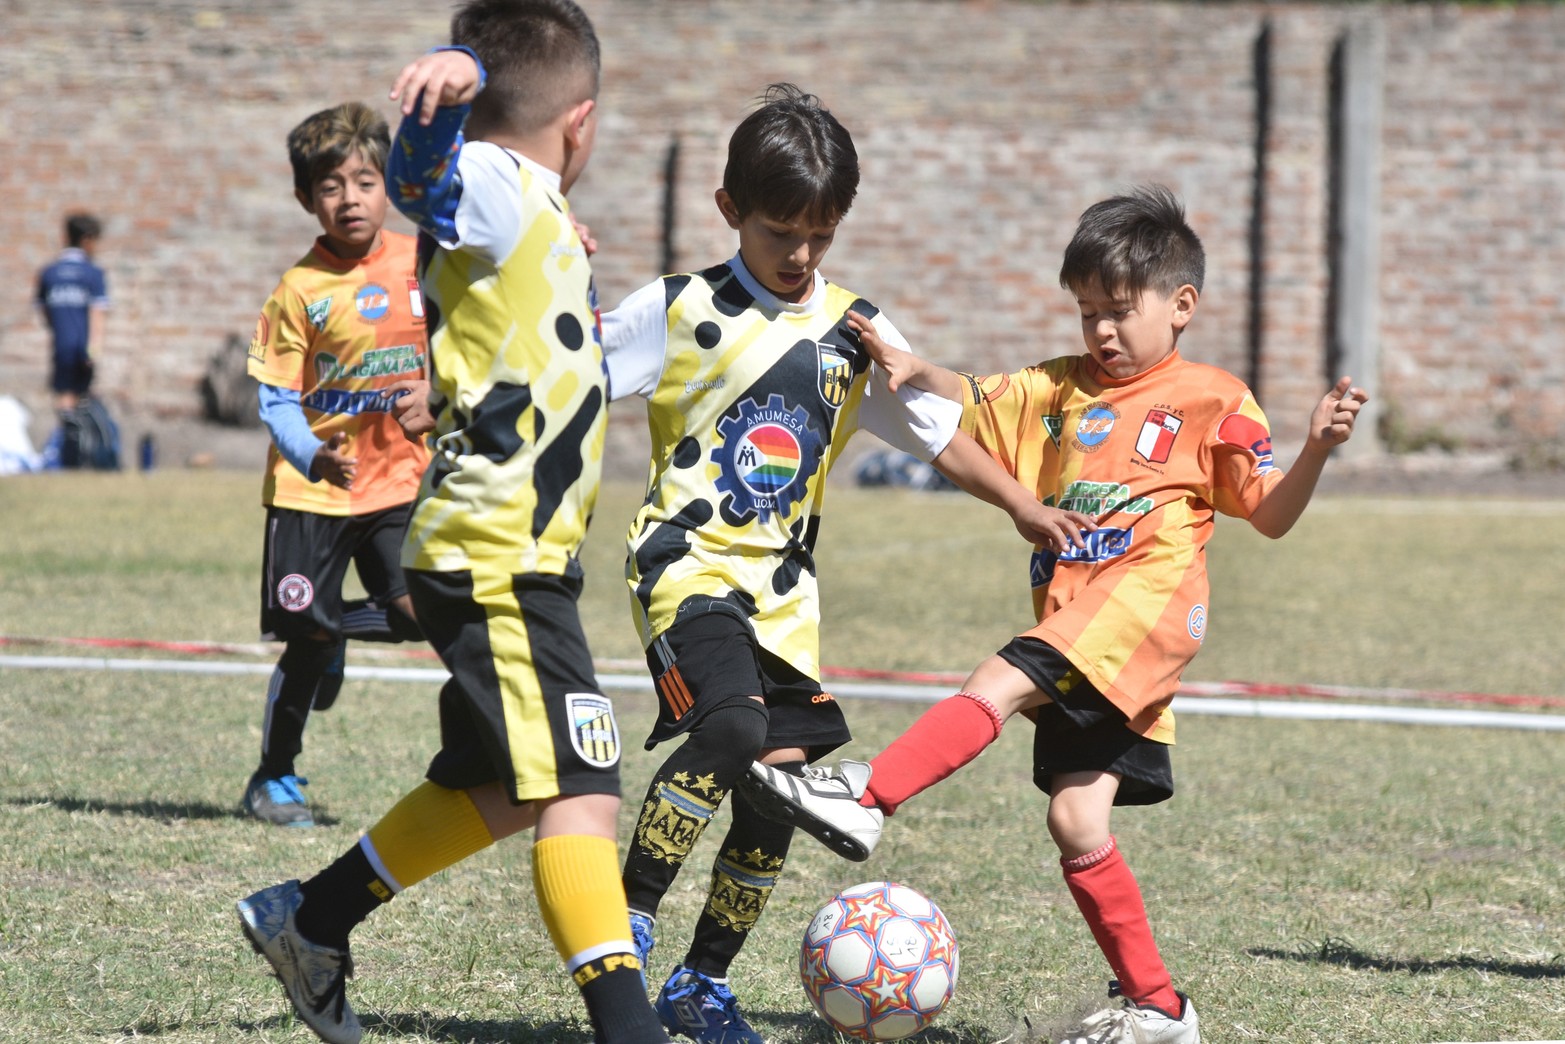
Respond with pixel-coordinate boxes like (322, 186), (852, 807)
(799, 881), (959, 1040)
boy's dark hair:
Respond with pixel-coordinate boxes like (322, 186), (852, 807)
(65, 213), (102, 247)
(724, 83), (859, 225)
(1059, 184), (1205, 298)
(286, 102), (390, 201)
(453, 0), (600, 138)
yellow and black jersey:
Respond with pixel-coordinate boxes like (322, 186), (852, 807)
(602, 255), (959, 679)
(402, 144), (605, 576)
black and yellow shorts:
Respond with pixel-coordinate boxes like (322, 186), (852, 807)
(998, 635), (1174, 807)
(407, 565), (621, 804)
(644, 603), (851, 762)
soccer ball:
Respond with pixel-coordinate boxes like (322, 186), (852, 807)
(799, 881), (959, 1040)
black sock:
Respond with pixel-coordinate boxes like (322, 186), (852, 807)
(259, 638), (339, 776)
(622, 700), (770, 916)
(575, 956), (669, 1043)
(295, 842), (392, 949)
(686, 782), (795, 978)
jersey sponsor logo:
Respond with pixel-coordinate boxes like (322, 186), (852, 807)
(1072, 402), (1120, 452)
(314, 344), (425, 383)
(566, 693), (620, 768)
(406, 279), (424, 319)
(301, 387), (405, 416)
(1136, 409), (1183, 464)
(1188, 604), (1207, 641)
(1216, 412), (1276, 474)
(712, 395), (823, 523)
(1042, 414), (1064, 448)
(817, 343), (853, 408)
(1057, 526), (1134, 564)
(305, 296), (332, 331)
(1030, 547), (1056, 588)
(276, 573), (314, 612)
(354, 284), (390, 322)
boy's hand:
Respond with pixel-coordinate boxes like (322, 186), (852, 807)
(313, 432), (357, 490)
(390, 50), (482, 126)
(1012, 502), (1099, 553)
(1309, 376), (1369, 448)
(847, 309), (919, 391)
(387, 379), (436, 440)
(570, 215), (598, 257)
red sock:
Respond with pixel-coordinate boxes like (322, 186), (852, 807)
(1061, 837), (1181, 1016)
(864, 692), (1004, 815)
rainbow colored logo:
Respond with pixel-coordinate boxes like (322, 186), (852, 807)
(713, 395), (822, 524)
(734, 423), (802, 496)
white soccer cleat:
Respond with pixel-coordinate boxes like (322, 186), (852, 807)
(237, 880), (362, 1044)
(741, 759), (883, 861)
(1058, 988), (1199, 1044)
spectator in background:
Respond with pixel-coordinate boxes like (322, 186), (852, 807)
(37, 213), (108, 412)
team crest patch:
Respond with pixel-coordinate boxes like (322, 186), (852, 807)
(1188, 604), (1207, 641)
(712, 394), (823, 523)
(305, 297), (332, 331)
(1072, 402), (1120, 453)
(1136, 408), (1183, 464)
(1042, 414), (1064, 448)
(566, 693), (620, 768)
(1216, 413), (1276, 474)
(276, 574), (314, 612)
(355, 284), (390, 322)
(406, 279), (425, 319)
(817, 343), (853, 408)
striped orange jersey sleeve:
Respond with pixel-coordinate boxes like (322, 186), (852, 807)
(960, 350), (1283, 742)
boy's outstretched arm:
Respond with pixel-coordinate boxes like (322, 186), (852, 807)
(385, 47), (486, 240)
(847, 310), (967, 401)
(932, 430), (1098, 552)
(1248, 376), (1369, 539)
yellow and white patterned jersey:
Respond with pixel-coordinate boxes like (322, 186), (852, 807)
(247, 231), (429, 516)
(602, 255), (960, 679)
(960, 349), (1285, 742)
(401, 144), (605, 576)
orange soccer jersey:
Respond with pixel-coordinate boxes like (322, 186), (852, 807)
(960, 349), (1283, 743)
(247, 232), (429, 516)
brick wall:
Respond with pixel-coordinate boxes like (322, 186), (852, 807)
(2, 1), (1561, 463)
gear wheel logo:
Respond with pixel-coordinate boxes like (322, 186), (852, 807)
(712, 394), (821, 523)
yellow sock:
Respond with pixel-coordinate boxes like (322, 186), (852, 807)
(532, 834), (637, 974)
(364, 781), (494, 891)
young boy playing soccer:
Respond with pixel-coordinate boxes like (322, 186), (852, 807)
(746, 185), (1369, 1044)
(601, 83), (1089, 1043)
(243, 101), (428, 827)
(237, 4), (670, 1042)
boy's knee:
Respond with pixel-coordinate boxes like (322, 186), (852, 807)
(695, 699), (770, 757)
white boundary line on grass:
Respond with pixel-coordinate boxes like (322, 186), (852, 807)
(4, 654), (1565, 733)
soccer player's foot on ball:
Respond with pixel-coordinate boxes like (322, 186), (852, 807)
(740, 760), (883, 861)
(243, 769), (314, 827)
(654, 966), (764, 1044)
(630, 910), (656, 990)
(237, 880), (361, 1044)
(1058, 983), (1200, 1044)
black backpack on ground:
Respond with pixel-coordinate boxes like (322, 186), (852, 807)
(59, 397), (122, 470)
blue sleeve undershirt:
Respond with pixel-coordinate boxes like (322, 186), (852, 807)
(256, 383), (322, 480)
(387, 46), (487, 240)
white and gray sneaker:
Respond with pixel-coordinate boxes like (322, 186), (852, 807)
(741, 760), (883, 861)
(1058, 987), (1200, 1044)
(237, 880), (362, 1044)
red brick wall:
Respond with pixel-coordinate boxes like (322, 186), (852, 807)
(2, 1), (1560, 463)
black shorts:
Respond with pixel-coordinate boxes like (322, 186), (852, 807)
(259, 503), (412, 641)
(998, 636), (1174, 806)
(50, 348), (93, 395)
(644, 602), (851, 762)
(409, 565), (621, 803)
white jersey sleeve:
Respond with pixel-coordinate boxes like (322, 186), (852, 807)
(601, 279), (670, 402)
(441, 141), (529, 262)
(857, 314), (961, 461)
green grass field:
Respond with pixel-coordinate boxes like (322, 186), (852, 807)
(1, 471), (1562, 1043)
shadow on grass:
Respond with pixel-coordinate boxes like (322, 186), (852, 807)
(3, 794), (340, 827)
(1249, 937), (1565, 979)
